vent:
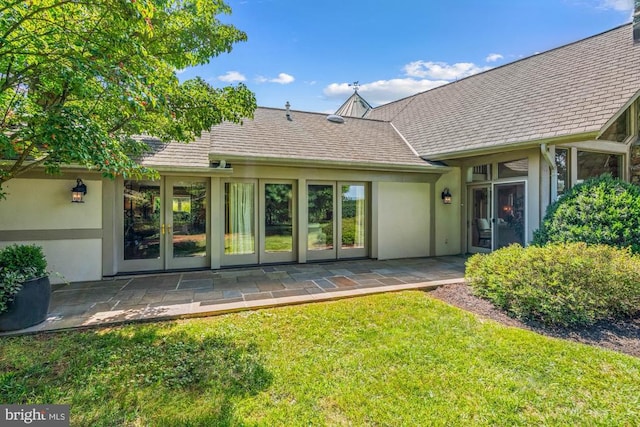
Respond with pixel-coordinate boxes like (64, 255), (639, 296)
(326, 114), (345, 124)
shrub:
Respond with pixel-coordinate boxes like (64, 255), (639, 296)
(465, 243), (640, 327)
(0, 244), (48, 314)
(533, 174), (640, 252)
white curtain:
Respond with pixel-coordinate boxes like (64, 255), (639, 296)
(353, 185), (365, 248)
(226, 183), (254, 254)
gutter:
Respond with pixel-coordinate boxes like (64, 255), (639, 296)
(207, 154), (452, 174)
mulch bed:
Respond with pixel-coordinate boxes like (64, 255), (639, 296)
(428, 283), (640, 358)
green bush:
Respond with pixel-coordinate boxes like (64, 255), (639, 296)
(533, 174), (640, 252)
(0, 244), (48, 314)
(321, 219), (358, 246)
(465, 243), (640, 327)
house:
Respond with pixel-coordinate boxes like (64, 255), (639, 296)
(1, 24), (639, 283)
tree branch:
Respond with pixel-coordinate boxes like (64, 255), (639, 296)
(1, 0), (99, 43)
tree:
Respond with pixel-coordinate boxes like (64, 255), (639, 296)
(0, 0), (256, 197)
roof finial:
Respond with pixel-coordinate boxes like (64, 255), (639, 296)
(348, 81), (360, 93)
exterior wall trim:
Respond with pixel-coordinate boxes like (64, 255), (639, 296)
(0, 229), (102, 241)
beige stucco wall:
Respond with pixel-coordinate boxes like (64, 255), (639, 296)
(0, 177), (104, 283)
(376, 182), (430, 259)
(434, 169), (462, 255)
(0, 239), (102, 284)
(0, 177), (102, 230)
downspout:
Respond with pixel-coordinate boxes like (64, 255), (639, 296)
(541, 144), (557, 202)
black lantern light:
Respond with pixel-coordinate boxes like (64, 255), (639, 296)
(441, 188), (452, 205)
(71, 178), (87, 203)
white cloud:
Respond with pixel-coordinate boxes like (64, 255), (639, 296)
(403, 60), (491, 80)
(217, 71), (246, 82)
(323, 58), (494, 106)
(600, 0), (633, 11)
(256, 73), (295, 84)
(324, 78), (449, 106)
(485, 53), (504, 63)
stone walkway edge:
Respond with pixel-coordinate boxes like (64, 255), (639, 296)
(2, 278), (464, 337)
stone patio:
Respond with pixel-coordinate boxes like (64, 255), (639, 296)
(1, 256), (466, 336)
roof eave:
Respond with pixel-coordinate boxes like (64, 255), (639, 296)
(208, 154), (451, 173)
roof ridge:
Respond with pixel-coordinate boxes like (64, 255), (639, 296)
(254, 105), (389, 123)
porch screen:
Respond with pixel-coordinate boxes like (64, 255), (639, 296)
(225, 182), (255, 255)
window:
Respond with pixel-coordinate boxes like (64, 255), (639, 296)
(577, 151), (621, 182)
(555, 148), (569, 197)
(498, 159), (528, 179)
(308, 184), (334, 251)
(264, 183), (293, 254)
(468, 164), (491, 182)
(224, 182), (255, 255)
(341, 184), (366, 249)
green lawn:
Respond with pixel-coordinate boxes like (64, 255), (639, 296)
(2, 291), (639, 426)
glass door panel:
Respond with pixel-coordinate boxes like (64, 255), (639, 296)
(166, 178), (208, 269)
(262, 182), (296, 263)
(468, 186), (492, 252)
(495, 182), (526, 250)
(122, 180), (163, 271)
(338, 183), (367, 258)
(307, 183), (336, 260)
(223, 181), (258, 265)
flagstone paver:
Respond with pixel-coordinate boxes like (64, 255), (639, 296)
(0, 256), (466, 336)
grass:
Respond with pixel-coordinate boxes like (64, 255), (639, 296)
(264, 234), (293, 252)
(2, 291), (639, 426)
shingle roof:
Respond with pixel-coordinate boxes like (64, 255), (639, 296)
(138, 108), (431, 169)
(138, 134), (211, 169)
(368, 24), (640, 159)
(207, 107), (429, 167)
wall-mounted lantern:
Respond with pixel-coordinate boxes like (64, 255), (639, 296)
(71, 178), (87, 203)
(441, 188), (452, 205)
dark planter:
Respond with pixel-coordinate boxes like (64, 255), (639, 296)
(0, 276), (51, 331)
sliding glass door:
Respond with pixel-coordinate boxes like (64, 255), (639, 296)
(120, 177), (209, 272)
(261, 181), (296, 263)
(307, 183), (336, 260)
(339, 183), (367, 258)
(166, 178), (209, 269)
(122, 180), (164, 271)
(223, 181), (258, 265)
(307, 182), (368, 261)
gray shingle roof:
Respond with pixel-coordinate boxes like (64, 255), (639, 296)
(139, 134), (211, 169)
(368, 24), (640, 159)
(207, 107), (428, 167)
(138, 108), (430, 169)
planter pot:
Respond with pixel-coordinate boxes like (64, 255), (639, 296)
(0, 276), (51, 332)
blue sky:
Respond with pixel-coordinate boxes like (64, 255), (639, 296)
(179, 0), (635, 114)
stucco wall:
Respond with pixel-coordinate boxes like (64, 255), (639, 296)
(0, 177), (104, 283)
(376, 182), (430, 259)
(0, 239), (102, 284)
(434, 169), (462, 256)
(0, 178), (102, 230)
